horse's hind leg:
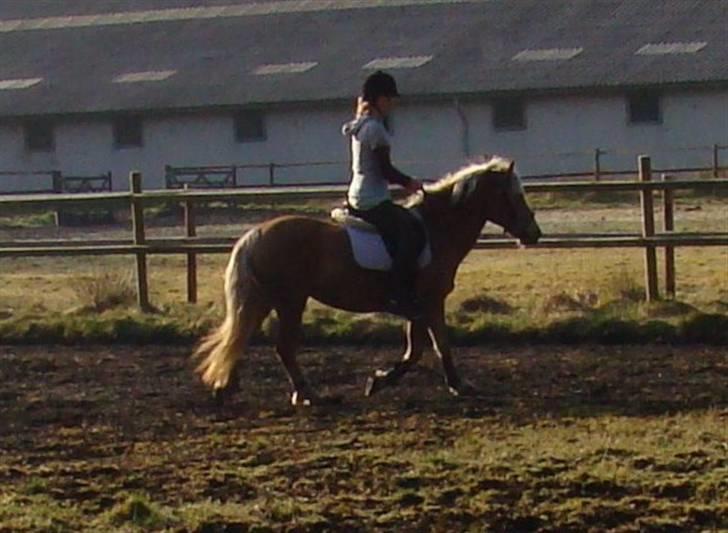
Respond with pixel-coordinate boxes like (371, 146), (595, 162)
(365, 320), (427, 397)
(212, 365), (240, 406)
(274, 298), (318, 406)
(212, 299), (272, 406)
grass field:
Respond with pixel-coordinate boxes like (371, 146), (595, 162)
(0, 193), (725, 344)
(0, 193), (726, 531)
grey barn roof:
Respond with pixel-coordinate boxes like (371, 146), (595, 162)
(0, 0), (726, 117)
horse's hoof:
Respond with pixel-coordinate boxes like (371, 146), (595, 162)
(448, 382), (478, 398)
(211, 380), (240, 406)
(364, 376), (379, 397)
(365, 369), (394, 397)
(212, 387), (227, 408)
(291, 391), (343, 407)
(291, 391), (317, 407)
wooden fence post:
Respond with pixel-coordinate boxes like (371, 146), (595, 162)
(52, 171), (63, 227)
(184, 184), (197, 304)
(594, 148), (602, 182)
(713, 144), (720, 178)
(639, 156), (659, 302)
(268, 163), (276, 186)
(662, 173), (676, 299)
(130, 171), (150, 311)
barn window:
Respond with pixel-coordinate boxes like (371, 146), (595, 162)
(493, 98), (526, 130)
(24, 119), (55, 152)
(234, 111), (266, 142)
(628, 91), (661, 124)
(113, 116), (143, 148)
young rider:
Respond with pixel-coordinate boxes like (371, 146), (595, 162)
(341, 70), (425, 320)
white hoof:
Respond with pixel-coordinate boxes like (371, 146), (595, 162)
(291, 391), (314, 406)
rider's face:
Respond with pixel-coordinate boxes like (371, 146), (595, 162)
(375, 95), (398, 116)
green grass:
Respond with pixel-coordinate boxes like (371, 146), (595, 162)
(0, 493), (78, 532)
(528, 189), (638, 210)
(2, 410), (725, 531)
(0, 299), (726, 345)
(100, 494), (178, 530)
(0, 247), (725, 345)
(0, 210), (57, 229)
(1, 335), (725, 532)
(1, 194), (725, 532)
(0, 198), (725, 345)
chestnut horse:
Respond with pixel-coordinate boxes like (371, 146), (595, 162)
(194, 157), (541, 405)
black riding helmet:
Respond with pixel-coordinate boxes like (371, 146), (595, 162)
(362, 70), (400, 103)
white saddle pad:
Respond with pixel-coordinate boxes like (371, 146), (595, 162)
(345, 226), (432, 272)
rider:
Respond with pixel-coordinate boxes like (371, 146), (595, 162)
(341, 70), (425, 320)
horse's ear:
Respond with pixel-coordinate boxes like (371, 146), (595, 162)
(507, 160), (515, 175)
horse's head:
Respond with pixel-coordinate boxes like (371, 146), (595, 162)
(449, 158), (542, 245)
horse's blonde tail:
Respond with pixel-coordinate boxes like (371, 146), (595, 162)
(194, 228), (268, 392)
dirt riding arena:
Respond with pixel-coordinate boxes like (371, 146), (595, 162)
(1, 342), (725, 531)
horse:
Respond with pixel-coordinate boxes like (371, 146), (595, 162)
(194, 156), (542, 406)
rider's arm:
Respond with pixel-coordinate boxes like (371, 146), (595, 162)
(373, 146), (422, 190)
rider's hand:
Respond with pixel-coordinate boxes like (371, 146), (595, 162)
(406, 179), (424, 194)
(356, 96), (371, 118)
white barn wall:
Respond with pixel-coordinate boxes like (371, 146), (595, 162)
(0, 106), (354, 191)
(0, 122), (63, 192)
(462, 89), (728, 176)
(657, 91), (728, 168)
(0, 88), (726, 192)
(256, 106), (351, 185)
(389, 102), (465, 180)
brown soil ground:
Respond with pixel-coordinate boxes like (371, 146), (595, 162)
(0, 343), (726, 532)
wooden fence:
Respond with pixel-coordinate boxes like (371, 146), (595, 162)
(1, 156), (726, 310)
(163, 144), (728, 187)
(0, 170), (112, 195)
(526, 143), (727, 181)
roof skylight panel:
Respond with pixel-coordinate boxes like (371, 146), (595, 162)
(512, 48), (584, 61)
(363, 56), (433, 69)
(0, 20), (23, 32)
(0, 78), (42, 90)
(113, 70), (176, 83)
(253, 62), (318, 75)
(636, 42), (707, 55)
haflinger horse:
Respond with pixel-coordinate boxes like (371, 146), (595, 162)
(194, 156), (541, 406)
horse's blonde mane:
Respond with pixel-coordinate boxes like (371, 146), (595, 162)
(405, 156), (513, 207)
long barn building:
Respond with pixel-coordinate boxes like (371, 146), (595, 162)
(0, 0), (726, 192)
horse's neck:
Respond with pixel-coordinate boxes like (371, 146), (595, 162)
(423, 198), (487, 268)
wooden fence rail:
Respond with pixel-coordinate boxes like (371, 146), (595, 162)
(1, 156), (727, 307)
(3, 178), (727, 208)
(161, 144), (727, 185)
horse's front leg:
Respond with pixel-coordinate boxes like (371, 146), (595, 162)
(365, 320), (427, 397)
(427, 301), (475, 397)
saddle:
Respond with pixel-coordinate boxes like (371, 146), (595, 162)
(331, 207), (379, 233)
(330, 206), (432, 271)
